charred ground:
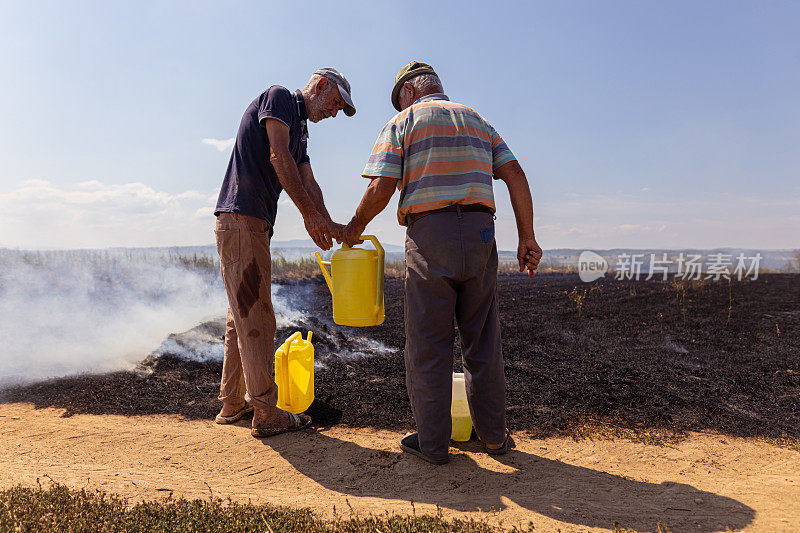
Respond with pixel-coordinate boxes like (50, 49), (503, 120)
(2, 274), (799, 442)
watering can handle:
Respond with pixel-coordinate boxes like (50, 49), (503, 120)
(360, 235), (384, 316)
(314, 251), (333, 294)
(280, 332), (302, 408)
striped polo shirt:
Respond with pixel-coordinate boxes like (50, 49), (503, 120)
(362, 93), (516, 225)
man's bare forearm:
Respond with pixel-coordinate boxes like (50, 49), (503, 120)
(340, 177), (398, 246)
(495, 160), (541, 277)
(507, 176), (535, 240)
(496, 161), (535, 240)
(351, 177), (397, 230)
(271, 149), (318, 217)
(298, 163), (332, 221)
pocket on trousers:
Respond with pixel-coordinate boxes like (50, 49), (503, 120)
(480, 226), (495, 243)
(215, 229), (240, 266)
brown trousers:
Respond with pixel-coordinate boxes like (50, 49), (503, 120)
(214, 212), (278, 410)
(404, 208), (506, 461)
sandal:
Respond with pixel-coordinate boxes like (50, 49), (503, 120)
(398, 433), (450, 465)
(215, 403), (254, 424)
(485, 430), (515, 455)
(251, 412), (312, 438)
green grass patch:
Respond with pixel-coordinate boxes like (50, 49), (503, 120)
(0, 482), (529, 532)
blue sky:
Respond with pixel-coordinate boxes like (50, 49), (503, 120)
(0, 1), (798, 250)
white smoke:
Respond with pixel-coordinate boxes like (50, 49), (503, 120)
(0, 250), (302, 385)
(0, 248), (394, 386)
(149, 280), (398, 369)
(317, 337), (397, 370)
(150, 285), (308, 363)
(151, 328), (225, 363)
(0, 250), (230, 385)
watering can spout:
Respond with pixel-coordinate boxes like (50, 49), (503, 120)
(314, 251), (333, 294)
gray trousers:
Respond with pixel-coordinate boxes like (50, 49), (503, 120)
(404, 209), (506, 460)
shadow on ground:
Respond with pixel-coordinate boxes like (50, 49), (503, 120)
(265, 431), (754, 532)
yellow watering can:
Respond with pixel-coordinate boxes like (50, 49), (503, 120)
(315, 235), (385, 327)
(274, 331), (314, 414)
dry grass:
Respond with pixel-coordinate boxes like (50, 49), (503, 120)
(0, 481), (525, 532)
(564, 416), (686, 448)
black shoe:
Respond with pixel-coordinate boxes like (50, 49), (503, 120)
(398, 433), (450, 465)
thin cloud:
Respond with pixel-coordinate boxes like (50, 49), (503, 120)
(0, 180), (218, 248)
(615, 224), (652, 232)
(201, 138), (235, 152)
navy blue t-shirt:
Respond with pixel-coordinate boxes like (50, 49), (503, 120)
(214, 86), (310, 232)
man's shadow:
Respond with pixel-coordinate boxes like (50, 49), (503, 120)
(265, 431), (754, 532)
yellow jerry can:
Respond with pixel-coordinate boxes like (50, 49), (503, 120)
(451, 372), (473, 442)
(315, 235), (385, 327)
(274, 331), (314, 414)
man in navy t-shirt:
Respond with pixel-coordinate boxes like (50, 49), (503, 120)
(213, 68), (355, 438)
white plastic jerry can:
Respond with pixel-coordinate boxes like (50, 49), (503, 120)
(451, 372), (473, 441)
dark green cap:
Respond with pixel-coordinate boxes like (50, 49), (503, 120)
(391, 60), (437, 112)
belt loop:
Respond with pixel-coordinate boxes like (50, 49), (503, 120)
(455, 204), (462, 218)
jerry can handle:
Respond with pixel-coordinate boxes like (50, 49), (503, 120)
(280, 332), (302, 408)
(360, 235), (384, 314)
(285, 331), (303, 345)
(314, 251), (333, 294)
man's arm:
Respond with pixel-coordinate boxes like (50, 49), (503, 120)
(298, 162), (344, 240)
(265, 119), (333, 250)
(494, 160), (543, 278)
(298, 163), (333, 222)
(340, 177), (398, 246)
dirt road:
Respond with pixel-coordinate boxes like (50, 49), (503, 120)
(2, 403), (798, 532)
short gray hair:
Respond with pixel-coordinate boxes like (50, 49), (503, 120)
(408, 73), (444, 94)
(304, 73), (334, 92)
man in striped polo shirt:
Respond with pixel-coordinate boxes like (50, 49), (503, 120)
(340, 61), (542, 464)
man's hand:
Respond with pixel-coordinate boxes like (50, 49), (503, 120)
(341, 217), (365, 247)
(304, 210), (334, 250)
(518, 237), (543, 278)
(328, 221), (345, 244)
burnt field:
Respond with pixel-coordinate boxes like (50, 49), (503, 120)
(2, 273), (799, 443)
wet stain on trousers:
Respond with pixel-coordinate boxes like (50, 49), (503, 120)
(236, 258), (260, 319)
